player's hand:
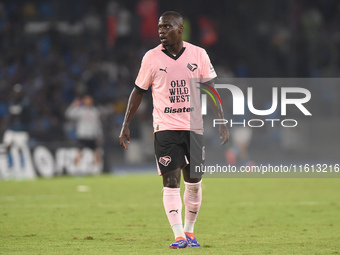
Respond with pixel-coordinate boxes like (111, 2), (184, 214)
(219, 124), (229, 146)
(119, 125), (130, 150)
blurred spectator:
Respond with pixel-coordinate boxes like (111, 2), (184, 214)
(198, 16), (218, 47)
(225, 84), (254, 167)
(136, 0), (159, 45)
(106, 1), (118, 48)
(65, 95), (103, 166)
(2, 84), (31, 147)
(1, 84), (33, 176)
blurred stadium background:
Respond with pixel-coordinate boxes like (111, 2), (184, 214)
(0, 0), (339, 178)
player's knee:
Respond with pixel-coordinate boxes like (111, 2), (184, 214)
(163, 175), (180, 188)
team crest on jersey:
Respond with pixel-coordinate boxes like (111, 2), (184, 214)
(187, 63), (198, 72)
(159, 156), (172, 166)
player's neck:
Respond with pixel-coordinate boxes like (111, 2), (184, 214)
(164, 41), (183, 56)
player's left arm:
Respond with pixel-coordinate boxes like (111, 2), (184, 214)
(205, 78), (229, 145)
(201, 49), (229, 145)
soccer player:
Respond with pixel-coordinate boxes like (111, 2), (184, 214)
(119, 11), (229, 249)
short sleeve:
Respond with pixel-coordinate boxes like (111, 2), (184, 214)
(135, 51), (153, 90)
(200, 50), (217, 82)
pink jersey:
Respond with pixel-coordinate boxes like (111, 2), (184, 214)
(135, 41), (217, 134)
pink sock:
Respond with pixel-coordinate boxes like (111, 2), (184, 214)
(163, 187), (183, 227)
(184, 180), (202, 224)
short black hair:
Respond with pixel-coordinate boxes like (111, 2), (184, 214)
(160, 11), (183, 26)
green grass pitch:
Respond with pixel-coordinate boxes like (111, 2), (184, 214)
(1, 174), (340, 254)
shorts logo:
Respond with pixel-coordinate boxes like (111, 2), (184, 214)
(159, 156), (171, 166)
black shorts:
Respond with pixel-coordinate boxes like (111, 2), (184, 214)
(78, 139), (97, 150)
(154, 130), (205, 177)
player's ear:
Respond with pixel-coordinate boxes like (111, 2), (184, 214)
(178, 25), (184, 34)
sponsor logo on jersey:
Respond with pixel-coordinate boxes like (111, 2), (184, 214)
(159, 156), (172, 166)
(187, 63), (198, 72)
(164, 107), (194, 113)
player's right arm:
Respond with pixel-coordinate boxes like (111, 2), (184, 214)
(65, 98), (82, 120)
(120, 50), (152, 149)
(119, 87), (145, 149)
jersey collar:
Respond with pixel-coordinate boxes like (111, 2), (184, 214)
(161, 46), (186, 60)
